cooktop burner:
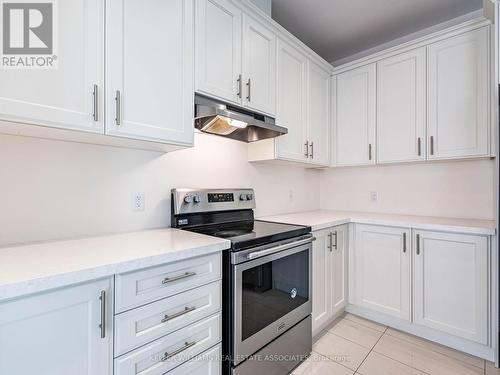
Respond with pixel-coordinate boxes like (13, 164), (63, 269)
(187, 220), (310, 251)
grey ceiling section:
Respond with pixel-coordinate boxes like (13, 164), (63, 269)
(271, 0), (483, 64)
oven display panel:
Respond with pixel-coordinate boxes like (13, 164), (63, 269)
(208, 193), (234, 203)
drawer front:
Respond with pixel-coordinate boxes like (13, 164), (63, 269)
(114, 313), (221, 375)
(115, 281), (222, 356)
(115, 252), (222, 313)
(167, 344), (221, 375)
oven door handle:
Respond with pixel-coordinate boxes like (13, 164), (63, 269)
(246, 237), (314, 260)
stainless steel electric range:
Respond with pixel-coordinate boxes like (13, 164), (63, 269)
(171, 188), (313, 375)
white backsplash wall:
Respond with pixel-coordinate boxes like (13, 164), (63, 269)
(0, 132), (321, 246)
(320, 159), (495, 220)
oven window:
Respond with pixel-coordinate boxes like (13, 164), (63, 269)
(241, 249), (309, 341)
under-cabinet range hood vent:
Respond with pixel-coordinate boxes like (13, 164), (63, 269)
(194, 94), (287, 142)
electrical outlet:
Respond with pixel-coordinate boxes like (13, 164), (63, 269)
(370, 191), (378, 202)
(133, 192), (145, 211)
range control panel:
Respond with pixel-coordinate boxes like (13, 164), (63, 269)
(172, 188), (255, 215)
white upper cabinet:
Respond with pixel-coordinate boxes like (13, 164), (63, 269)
(353, 224), (411, 321)
(0, 0), (104, 133)
(427, 28), (489, 159)
(275, 40), (308, 162)
(106, 0), (194, 145)
(377, 48), (426, 163)
(195, 0), (242, 104)
(333, 64), (376, 166)
(0, 278), (112, 375)
(307, 61), (331, 166)
(242, 15), (277, 115)
(413, 230), (488, 344)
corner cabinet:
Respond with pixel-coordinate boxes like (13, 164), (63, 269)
(427, 27), (490, 159)
(312, 225), (348, 336)
(249, 39), (331, 167)
(352, 224), (411, 321)
(413, 230), (488, 344)
(0, 278), (113, 375)
(332, 64), (376, 166)
(106, 0), (194, 146)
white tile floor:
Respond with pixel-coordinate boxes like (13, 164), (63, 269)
(293, 314), (499, 375)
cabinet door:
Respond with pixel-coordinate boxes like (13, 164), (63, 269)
(195, 0), (242, 104)
(353, 224), (410, 320)
(275, 40), (308, 162)
(0, 0), (104, 133)
(427, 28), (489, 159)
(377, 48), (426, 163)
(331, 225), (348, 315)
(312, 228), (332, 336)
(106, 0), (194, 145)
(0, 279), (112, 375)
(333, 64), (376, 166)
(308, 61), (331, 166)
(413, 230), (488, 344)
(242, 15), (276, 115)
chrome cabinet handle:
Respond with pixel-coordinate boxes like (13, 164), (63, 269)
(161, 341), (196, 361)
(309, 142), (314, 159)
(403, 232), (407, 253)
(430, 136), (434, 155)
(368, 144), (372, 161)
(304, 141), (309, 158)
(115, 90), (121, 126)
(416, 234), (420, 255)
(417, 137), (421, 156)
(162, 271), (196, 285)
(161, 306), (196, 323)
(246, 78), (251, 101)
(327, 233), (332, 251)
(92, 84), (98, 122)
(99, 290), (106, 339)
(237, 74), (242, 99)
(332, 231), (338, 250)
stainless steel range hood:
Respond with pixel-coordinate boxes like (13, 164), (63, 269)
(194, 94), (287, 142)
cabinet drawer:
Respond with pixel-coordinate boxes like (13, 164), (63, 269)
(114, 313), (221, 375)
(115, 253), (222, 313)
(167, 344), (221, 375)
(115, 281), (222, 356)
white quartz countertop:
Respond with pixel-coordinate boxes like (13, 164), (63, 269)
(260, 210), (496, 236)
(0, 228), (230, 302)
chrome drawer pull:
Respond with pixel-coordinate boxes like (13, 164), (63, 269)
(161, 341), (196, 361)
(162, 271), (196, 284)
(161, 306), (197, 323)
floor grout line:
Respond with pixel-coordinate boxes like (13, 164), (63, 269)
(384, 329), (486, 371)
(353, 326), (388, 374)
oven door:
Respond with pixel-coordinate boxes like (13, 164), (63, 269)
(232, 239), (312, 365)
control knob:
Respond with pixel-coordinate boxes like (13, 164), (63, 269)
(239, 194), (247, 201)
(183, 195), (193, 204)
(246, 194), (253, 200)
(194, 195), (201, 203)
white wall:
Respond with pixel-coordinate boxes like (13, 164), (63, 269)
(320, 160), (496, 220)
(0, 133), (320, 246)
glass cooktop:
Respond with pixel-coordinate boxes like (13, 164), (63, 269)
(187, 220), (311, 251)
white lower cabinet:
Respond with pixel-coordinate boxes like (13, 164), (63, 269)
(353, 224), (411, 321)
(413, 230), (488, 344)
(350, 224), (491, 351)
(0, 278), (113, 375)
(312, 225), (348, 336)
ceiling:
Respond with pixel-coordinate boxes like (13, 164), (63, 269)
(271, 0), (483, 64)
